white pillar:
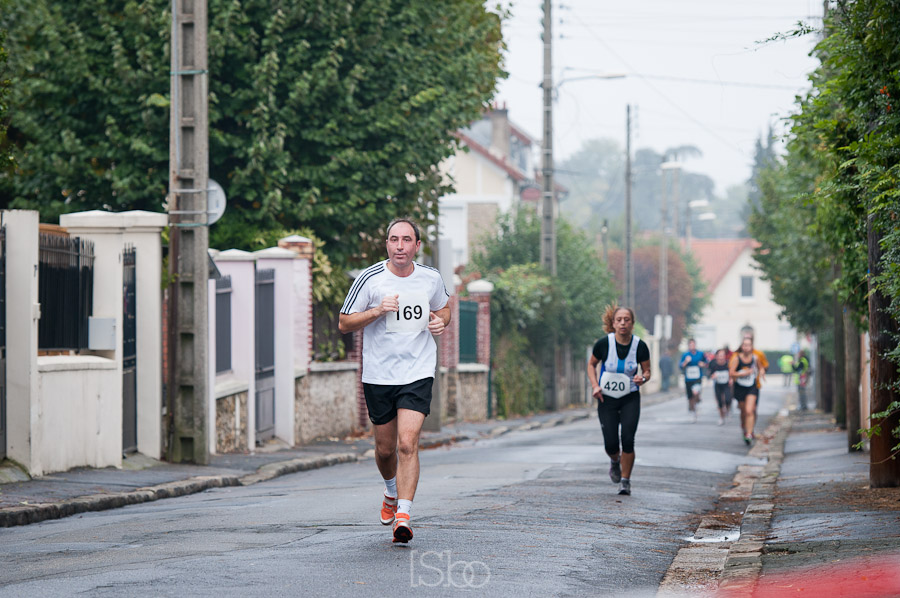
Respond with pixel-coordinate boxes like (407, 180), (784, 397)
(60, 210), (167, 459)
(1, 210), (40, 471)
(215, 250), (257, 449)
(255, 247), (298, 446)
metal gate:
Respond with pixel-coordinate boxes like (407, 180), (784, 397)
(255, 268), (276, 443)
(0, 226), (6, 460)
(122, 246), (137, 453)
(459, 300), (478, 364)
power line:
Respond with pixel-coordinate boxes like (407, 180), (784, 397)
(566, 13), (750, 157)
(562, 68), (806, 91)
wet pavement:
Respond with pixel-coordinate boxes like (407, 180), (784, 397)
(2, 388), (899, 597)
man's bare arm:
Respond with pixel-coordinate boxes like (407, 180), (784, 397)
(338, 294), (399, 334)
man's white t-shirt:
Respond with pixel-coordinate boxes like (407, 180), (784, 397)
(340, 260), (450, 385)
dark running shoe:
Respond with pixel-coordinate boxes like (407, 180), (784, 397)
(392, 513), (413, 543)
(618, 479), (631, 496)
(609, 460), (622, 484)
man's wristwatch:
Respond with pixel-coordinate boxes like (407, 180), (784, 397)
(641, 376), (648, 384)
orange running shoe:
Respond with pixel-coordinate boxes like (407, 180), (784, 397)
(380, 494), (398, 525)
(392, 513), (412, 543)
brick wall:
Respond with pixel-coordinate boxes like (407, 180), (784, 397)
(469, 290), (492, 367)
(440, 294), (460, 369)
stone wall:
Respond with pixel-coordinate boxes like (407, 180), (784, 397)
(216, 391), (249, 453)
(295, 362), (360, 444)
(455, 365), (489, 421)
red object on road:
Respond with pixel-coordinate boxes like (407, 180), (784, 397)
(726, 553), (900, 597)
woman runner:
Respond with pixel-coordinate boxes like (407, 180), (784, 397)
(587, 305), (652, 496)
(729, 336), (765, 445)
(708, 349), (732, 426)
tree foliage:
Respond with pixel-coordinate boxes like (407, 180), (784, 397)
(0, 1), (11, 170)
(556, 139), (743, 241)
(749, 1), (900, 456)
(606, 242), (708, 351)
(466, 207), (617, 416)
(470, 207), (618, 351)
(0, 0), (506, 272)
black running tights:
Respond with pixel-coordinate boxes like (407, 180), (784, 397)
(597, 392), (641, 455)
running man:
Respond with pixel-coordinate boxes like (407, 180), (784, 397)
(708, 348), (732, 425)
(729, 336), (766, 445)
(338, 218), (450, 544)
(680, 339), (707, 423)
(587, 305), (652, 496)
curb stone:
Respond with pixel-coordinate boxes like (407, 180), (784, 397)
(657, 412), (791, 597)
(0, 453), (354, 528)
(716, 415), (790, 596)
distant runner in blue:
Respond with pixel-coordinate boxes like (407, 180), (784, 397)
(680, 338), (707, 423)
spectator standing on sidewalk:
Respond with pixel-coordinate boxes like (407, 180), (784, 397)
(794, 350), (811, 410)
(680, 339), (707, 423)
(708, 348), (732, 425)
(729, 336), (766, 445)
(338, 218), (450, 544)
(659, 350), (674, 392)
(587, 305), (652, 496)
(779, 353), (795, 387)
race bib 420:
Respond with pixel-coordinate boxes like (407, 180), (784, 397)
(385, 290), (429, 334)
(599, 371), (632, 399)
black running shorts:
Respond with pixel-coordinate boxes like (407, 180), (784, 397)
(732, 384), (759, 403)
(363, 377), (433, 425)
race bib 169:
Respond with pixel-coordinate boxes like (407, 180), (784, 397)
(385, 291), (429, 334)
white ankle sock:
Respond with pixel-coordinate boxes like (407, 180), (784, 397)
(384, 477), (397, 499)
(397, 499), (412, 516)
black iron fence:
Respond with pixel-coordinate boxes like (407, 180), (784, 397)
(215, 275), (232, 373)
(38, 234), (95, 350)
(312, 300), (355, 361)
(459, 300), (479, 363)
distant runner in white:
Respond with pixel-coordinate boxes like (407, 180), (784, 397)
(338, 218), (450, 544)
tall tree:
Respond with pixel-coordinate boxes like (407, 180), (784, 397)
(751, 0), (900, 485)
(0, 1), (10, 170)
(607, 242), (708, 351)
(0, 0), (506, 271)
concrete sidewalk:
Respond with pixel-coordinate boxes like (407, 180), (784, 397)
(735, 410), (900, 596)
(660, 407), (900, 597)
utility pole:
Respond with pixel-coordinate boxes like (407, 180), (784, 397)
(625, 104), (633, 308)
(167, 0), (210, 464)
(659, 165), (668, 345)
(540, 0), (555, 276)
(539, 0), (557, 410)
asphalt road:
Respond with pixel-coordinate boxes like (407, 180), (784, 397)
(0, 385), (784, 597)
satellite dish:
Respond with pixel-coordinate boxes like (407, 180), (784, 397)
(207, 179), (227, 225)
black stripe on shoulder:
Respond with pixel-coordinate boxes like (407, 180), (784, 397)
(341, 262), (385, 313)
(416, 262), (451, 298)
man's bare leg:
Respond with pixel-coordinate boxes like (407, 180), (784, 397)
(373, 418), (399, 482)
(396, 408), (426, 500)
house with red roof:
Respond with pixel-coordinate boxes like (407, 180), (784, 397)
(440, 106), (562, 268)
(687, 238), (798, 354)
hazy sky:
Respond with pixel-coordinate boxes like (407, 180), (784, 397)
(494, 0), (824, 194)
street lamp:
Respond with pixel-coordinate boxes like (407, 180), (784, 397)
(686, 199), (714, 250)
(658, 161), (681, 344)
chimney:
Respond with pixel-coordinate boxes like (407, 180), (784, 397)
(489, 108), (511, 160)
